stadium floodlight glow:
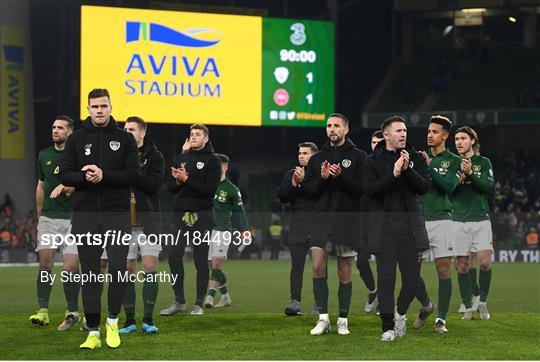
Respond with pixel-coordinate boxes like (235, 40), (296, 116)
(443, 25), (453, 37)
(509, 16), (517, 23)
(462, 8), (486, 13)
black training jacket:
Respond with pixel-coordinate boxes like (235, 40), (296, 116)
(60, 116), (139, 224)
(362, 140), (431, 254)
(303, 138), (367, 249)
(167, 141), (221, 224)
(134, 137), (164, 235)
(277, 168), (316, 245)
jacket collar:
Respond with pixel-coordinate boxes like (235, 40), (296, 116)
(322, 137), (357, 151)
(83, 115), (118, 133)
(374, 140), (416, 157)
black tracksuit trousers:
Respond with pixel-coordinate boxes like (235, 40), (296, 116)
(168, 223), (210, 306)
(376, 232), (422, 332)
(75, 222), (129, 329)
(288, 242), (309, 301)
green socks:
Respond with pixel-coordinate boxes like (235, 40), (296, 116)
(437, 278), (451, 320)
(143, 272), (158, 319)
(123, 281), (136, 321)
(469, 268), (481, 297)
(458, 272), (472, 308)
(37, 270), (52, 309)
(62, 270), (80, 313)
(479, 268), (492, 302)
(313, 276), (328, 314)
(338, 282), (352, 318)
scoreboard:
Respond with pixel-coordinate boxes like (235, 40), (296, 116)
(80, 6), (334, 127)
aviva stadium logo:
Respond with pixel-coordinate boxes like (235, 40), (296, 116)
(126, 21), (220, 48)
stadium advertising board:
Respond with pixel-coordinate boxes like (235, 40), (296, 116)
(80, 6), (334, 127)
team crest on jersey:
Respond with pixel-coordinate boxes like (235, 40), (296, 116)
(341, 159), (351, 168)
(196, 162), (205, 169)
(46, 160), (52, 165)
(84, 144), (92, 156)
(473, 165), (481, 173)
(441, 161), (450, 169)
(217, 190), (228, 203)
(109, 141), (120, 151)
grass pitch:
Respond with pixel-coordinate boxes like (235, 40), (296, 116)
(1, 260), (539, 360)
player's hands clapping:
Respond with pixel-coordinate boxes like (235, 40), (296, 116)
(393, 151), (410, 178)
(292, 166), (305, 187)
(419, 150), (431, 166)
(171, 165), (189, 184)
(462, 158), (472, 176)
(82, 164), (103, 183)
(321, 160), (342, 180)
(329, 163), (342, 177)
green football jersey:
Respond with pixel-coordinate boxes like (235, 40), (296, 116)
(422, 149), (462, 221)
(214, 179), (249, 231)
(36, 146), (72, 219)
(452, 154), (494, 222)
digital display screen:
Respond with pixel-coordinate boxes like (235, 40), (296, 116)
(80, 6), (334, 127)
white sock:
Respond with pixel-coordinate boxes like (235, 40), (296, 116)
(106, 317), (118, 325)
(89, 330), (100, 337)
(319, 313), (330, 322)
(68, 311), (80, 317)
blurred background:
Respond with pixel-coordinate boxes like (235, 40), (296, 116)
(1, 0), (539, 263)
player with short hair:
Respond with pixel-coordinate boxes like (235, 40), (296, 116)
(61, 88), (140, 349)
(30, 116), (80, 331)
(278, 142), (318, 316)
(453, 126), (494, 321)
(161, 124), (221, 316)
(303, 113), (367, 336)
(413, 115), (462, 333)
(203, 154), (250, 309)
(363, 116), (430, 342)
(115, 116), (164, 334)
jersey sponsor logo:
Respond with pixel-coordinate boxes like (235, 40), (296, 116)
(196, 161), (205, 169)
(341, 159), (351, 168)
(84, 144), (92, 156)
(109, 141), (121, 151)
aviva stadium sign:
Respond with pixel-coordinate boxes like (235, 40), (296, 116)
(80, 6), (334, 127)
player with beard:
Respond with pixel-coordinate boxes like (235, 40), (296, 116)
(303, 113), (366, 335)
(362, 116), (430, 342)
(30, 116), (80, 331)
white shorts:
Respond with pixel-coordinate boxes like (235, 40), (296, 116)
(101, 226), (162, 260)
(36, 215), (78, 255)
(311, 241), (357, 258)
(454, 220), (494, 256)
(208, 230), (231, 260)
(422, 220), (456, 260)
